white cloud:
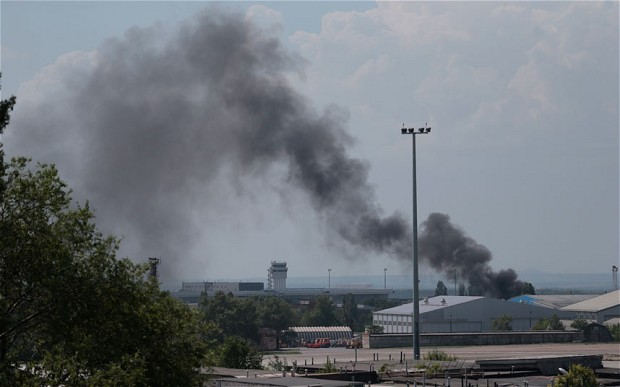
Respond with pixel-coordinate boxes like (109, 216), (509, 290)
(284, 1), (618, 275)
(245, 4), (284, 36)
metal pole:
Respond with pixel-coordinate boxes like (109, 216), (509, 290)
(384, 268), (387, 289)
(412, 133), (421, 360)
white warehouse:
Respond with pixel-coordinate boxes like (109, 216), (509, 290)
(373, 295), (575, 333)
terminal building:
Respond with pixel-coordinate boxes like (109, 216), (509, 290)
(171, 261), (391, 306)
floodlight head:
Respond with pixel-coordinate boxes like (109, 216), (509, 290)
(408, 128), (414, 133)
(418, 128), (424, 133)
(426, 127), (431, 133)
(401, 128), (407, 134)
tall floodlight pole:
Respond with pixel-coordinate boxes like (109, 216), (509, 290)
(384, 268), (388, 289)
(328, 268), (332, 289)
(400, 123), (431, 360)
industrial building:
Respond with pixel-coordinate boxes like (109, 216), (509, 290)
(561, 289), (620, 324)
(372, 295), (575, 333)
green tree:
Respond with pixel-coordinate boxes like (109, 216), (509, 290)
(341, 293), (359, 331)
(555, 364), (598, 387)
(435, 280), (448, 296)
(200, 291), (259, 343)
(458, 283), (466, 296)
(256, 296), (297, 349)
(0, 157), (209, 386)
(571, 318), (588, 331)
(532, 314), (564, 331)
(491, 315), (513, 331)
(607, 323), (620, 341)
(217, 336), (263, 369)
(521, 282), (536, 295)
(301, 295), (339, 326)
(0, 89), (208, 385)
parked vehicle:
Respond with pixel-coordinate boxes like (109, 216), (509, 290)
(306, 338), (331, 348)
(346, 336), (362, 349)
(330, 339), (348, 347)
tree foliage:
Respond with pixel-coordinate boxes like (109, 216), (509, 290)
(607, 323), (620, 341)
(0, 86), (208, 385)
(555, 364), (598, 387)
(532, 314), (564, 331)
(570, 318), (589, 331)
(301, 295), (339, 326)
(256, 296), (298, 348)
(216, 336), (263, 370)
(435, 280), (448, 296)
(521, 282), (536, 295)
(340, 293), (359, 331)
(423, 349), (456, 361)
(491, 314), (513, 331)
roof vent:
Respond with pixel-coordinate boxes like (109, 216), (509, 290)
(424, 297), (429, 304)
(441, 298), (446, 305)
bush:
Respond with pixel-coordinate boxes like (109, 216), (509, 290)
(491, 315), (513, 331)
(555, 364), (598, 387)
(532, 314), (565, 331)
(267, 355), (288, 371)
(570, 318), (589, 331)
(607, 323), (620, 341)
(423, 349), (456, 361)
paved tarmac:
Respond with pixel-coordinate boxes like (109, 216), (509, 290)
(263, 342), (620, 369)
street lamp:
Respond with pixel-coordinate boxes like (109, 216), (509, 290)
(400, 123), (431, 360)
(328, 268), (332, 289)
(384, 268), (388, 289)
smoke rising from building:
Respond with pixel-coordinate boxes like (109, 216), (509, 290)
(419, 213), (524, 299)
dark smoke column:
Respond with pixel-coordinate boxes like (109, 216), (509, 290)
(418, 213), (525, 299)
(400, 125), (431, 360)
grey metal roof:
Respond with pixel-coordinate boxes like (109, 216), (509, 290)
(561, 289), (620, 312)
(375, 295), (483, 315)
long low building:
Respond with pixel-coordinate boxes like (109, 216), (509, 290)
(289, 326), (353, 343)
(373, 295), (575, 333)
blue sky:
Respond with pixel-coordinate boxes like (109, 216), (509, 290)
(1, 1), (618, 288)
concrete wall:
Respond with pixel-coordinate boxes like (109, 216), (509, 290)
(363, 331), (584, 348)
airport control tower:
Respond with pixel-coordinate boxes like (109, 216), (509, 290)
(268, 261), (288, 290)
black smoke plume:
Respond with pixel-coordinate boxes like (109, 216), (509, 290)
(7, 8), (412, 279)
(419, 213), (524, 299)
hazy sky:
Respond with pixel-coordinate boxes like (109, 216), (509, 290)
(1, 1), (618, 288)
